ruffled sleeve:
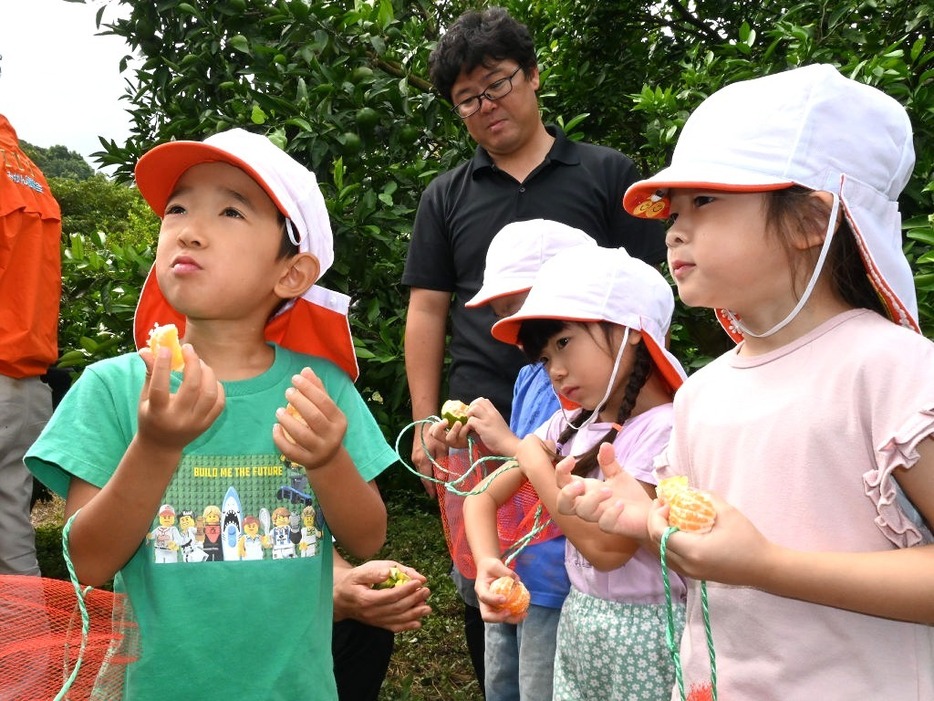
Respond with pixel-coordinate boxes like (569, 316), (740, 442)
(864, 406), (934, 548)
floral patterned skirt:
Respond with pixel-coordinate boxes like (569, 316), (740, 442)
(554, 587), (684, 701)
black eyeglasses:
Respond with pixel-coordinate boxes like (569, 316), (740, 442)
(451, 66), (523, 119)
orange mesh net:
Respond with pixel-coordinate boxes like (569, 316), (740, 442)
(0, 574), (139, 700)
(431, 443), (562, 579)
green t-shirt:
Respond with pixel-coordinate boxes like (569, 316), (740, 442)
(26, 345), (397, 700)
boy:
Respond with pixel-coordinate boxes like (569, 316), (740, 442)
(26, 128), (395, 699)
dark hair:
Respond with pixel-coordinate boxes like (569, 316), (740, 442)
(268, 212), (301, 319)
(428, 7), (537, 104)
(517, 319), (654, 477)
(517, 317), (566, 364)
(276, 212), (299, 259)
(765, 186), (888, 319)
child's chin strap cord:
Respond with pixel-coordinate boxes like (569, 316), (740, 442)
(728, 191), (840, 339)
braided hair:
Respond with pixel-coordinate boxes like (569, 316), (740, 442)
(517, 319), (655, 477)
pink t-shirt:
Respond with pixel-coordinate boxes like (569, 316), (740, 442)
(657, 309), (934, 699)
(538, 404), (687, 604)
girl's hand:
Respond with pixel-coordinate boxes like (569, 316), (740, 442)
(474, 557), (525, 624)
(463, 398), (513, 455)
(137, 345), (225, 451)
(556, 443), (652, 540)
(428, 415), (471, 450)
(647, 493), (773, 585)
(275, 367), (347, 470)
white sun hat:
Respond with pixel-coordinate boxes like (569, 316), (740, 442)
(466, 219), (596, 308)
(623, 63), (918, 341)
(132, 128), (359, 379)
(491, 245), (687, 395)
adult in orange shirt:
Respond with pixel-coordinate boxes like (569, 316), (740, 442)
(0, 110), (62, 575)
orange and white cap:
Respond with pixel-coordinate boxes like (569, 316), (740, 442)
(466, 219), (595, 308)
(622, 64), (918, 341)
(132, 128), (358, 379)
(491, 245), (686, 396)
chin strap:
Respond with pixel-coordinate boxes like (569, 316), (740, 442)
(727, 192), (840, 339)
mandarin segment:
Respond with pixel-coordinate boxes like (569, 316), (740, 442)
(656, 475), (689, 504)
(147, 323), (185, 371)
(281, 403), (308, 445)
(489, 575), (530, 617)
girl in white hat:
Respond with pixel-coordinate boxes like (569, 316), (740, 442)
(464, 243), (688, 700)
(559, 64), (934, 699)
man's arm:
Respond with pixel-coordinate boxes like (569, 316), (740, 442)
(403, 287), (451, 496)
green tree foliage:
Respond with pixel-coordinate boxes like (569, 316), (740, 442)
(57, 231), (154, 375)
(20, 141), (95, 180)
(69, 0), (932, 426)
(50, 174), (161, 246)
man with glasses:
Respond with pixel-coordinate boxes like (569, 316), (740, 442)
(401, 7), (665, 698)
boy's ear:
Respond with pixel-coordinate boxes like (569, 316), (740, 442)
(275, 252), (320, 300)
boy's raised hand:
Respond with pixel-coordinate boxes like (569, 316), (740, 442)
(275, 367), (348, 470)
(138, 344), (225, 451)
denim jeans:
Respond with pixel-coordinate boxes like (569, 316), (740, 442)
(484, 603), (561, 701)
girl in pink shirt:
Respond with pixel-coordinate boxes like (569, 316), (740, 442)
(558, 64), (934, 700)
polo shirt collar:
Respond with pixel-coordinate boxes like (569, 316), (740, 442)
(469, 124), (579, 178)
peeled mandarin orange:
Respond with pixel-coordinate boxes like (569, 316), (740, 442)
(489, 576), (530, 617)
(147, 323), (185, 371)
(374, 566), (412, 589)
(668, 488), (717, 534)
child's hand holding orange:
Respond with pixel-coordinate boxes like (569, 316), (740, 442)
(138, 337), (225, 453)
(474, 557), (530, 623)
(275, 367), (347, 470)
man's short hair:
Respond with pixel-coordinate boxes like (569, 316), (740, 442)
(428, 6), (537, 104)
